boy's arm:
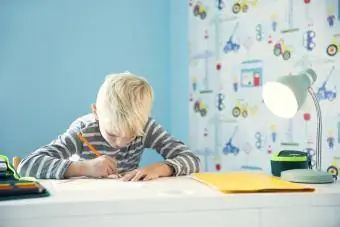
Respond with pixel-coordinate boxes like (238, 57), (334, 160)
(17, 118), (84, 179)
(144, 119), (200, 176)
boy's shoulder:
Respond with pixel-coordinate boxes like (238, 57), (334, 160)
(145, 116), (156, 128)
(69, 113), (98, 131)
(144, 116), (168, 133)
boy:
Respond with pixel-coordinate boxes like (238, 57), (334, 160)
(18, 72), (200, 181)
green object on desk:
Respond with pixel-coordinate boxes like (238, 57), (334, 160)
(0, 154), (49, 201)
(271, 150), (309, 177)
(0, 180), (50, 201)
(0, 155), (20, 180)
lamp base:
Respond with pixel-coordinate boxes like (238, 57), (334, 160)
(280, 169), (334, 184)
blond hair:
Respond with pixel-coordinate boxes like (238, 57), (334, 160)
(96, 72), (153, 137)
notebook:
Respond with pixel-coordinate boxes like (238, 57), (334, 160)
(191, 171), (315, 193)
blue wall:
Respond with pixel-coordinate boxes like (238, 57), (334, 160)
(170, 0), (189, 144)
(0, 0), (171, 165)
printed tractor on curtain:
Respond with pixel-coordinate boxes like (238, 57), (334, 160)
(231, 0), (258, 14)
(273, 39), (292, 60)
(326, 34), (340, 57)
(192, 1), (208, 20)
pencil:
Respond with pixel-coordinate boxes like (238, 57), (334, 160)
(76, 133), (102, 156)
(76, 133), (121, 177)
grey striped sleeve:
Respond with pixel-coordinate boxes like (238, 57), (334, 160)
(144, 118), (200, 176)
(17, 117), (85, 179)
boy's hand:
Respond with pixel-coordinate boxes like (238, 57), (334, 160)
(83, 155), (118, 178)
(121, 162), (174, 181)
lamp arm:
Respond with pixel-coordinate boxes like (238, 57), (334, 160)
(307, 87), (322, 171)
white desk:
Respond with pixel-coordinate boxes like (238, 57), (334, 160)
(1, 176), (340, 227)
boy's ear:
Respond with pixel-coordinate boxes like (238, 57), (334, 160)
(91, 104), (98, 120)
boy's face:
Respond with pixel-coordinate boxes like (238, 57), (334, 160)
(91, 104), (135, 148)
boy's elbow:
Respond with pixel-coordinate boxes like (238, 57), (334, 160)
(193, 154), (201, 173)
(184, 153), (201, 174)
(17, 157), (39, 178)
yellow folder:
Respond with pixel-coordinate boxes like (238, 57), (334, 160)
(191, 171), (315, 193)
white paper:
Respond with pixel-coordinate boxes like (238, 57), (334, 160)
(51, 178), (145, 191)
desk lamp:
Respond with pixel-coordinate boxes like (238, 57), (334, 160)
(262, 68), (334, 184)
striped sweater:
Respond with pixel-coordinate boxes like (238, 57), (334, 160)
(17, 114), (200, 179)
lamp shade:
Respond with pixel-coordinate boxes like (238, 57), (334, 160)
(262, 69), (317, 118)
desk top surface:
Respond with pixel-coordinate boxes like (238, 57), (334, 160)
(1, 176), (340, 219)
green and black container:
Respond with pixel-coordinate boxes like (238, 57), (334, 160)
(271, 150), (311, 177)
